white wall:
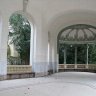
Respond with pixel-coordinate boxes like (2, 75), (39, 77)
(0, 0), (96, 75)
(0, 0), (23, 75)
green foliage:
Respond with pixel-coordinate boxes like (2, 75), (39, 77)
(88, 44), (96, 64)
(77, 44), (86, 64)
(8, 13), (31, 65)
(59, 44), (64, 64)
(59, 44), (96, 64)
(66, 45), (75, 64)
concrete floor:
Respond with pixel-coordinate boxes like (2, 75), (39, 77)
(0, 72), (96, 96)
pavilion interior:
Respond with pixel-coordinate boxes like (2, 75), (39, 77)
(0, 0), (96, 95)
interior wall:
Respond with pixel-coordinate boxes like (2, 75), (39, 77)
(0, 14), (3, 75)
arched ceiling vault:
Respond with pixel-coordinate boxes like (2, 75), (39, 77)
(48, 10), (96, 37)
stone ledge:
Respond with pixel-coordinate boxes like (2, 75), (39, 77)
(0, 75), (7, 81)
(0, 73), (35, 80)
(59, 69), (96, 73)
(7, 72), (35, 80)
(35, 72), (48, 77)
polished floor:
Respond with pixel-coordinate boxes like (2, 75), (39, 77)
(0, 72), (96, 96)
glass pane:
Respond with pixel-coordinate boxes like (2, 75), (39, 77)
(59, 44), (64, 64)
(66, 45), (75, 64)
(88, 44), (96, 64)
(77, 44), (86, 64)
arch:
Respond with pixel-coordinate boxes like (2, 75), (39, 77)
(48, 9), (96, 35)
(47, 10), (96, 72)
(47, 10), (96, 61)
(7, 11), (36, 74)
(57, 24), (96, 53)
(8, 11), (36, 66)
(57, 24), (96, 71)
(47, 10), (96, 65)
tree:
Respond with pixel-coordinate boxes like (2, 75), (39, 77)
(8, 13), (31, 65)
(59, 44), (89, 64)
(88, 44), (96, 64)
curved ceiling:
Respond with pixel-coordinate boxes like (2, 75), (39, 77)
(48, 10), (96, 36)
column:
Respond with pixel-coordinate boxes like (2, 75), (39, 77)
(57, 54), (59, 72)
(75, 46), (77, 68)
(64, 46), (67, 69)
(0, 15), (8, 77)
(86, 44), (89, 68)
(64, 47), (66, 64)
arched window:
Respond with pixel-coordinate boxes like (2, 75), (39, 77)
(57, 24), (96, 66)
(7, 13), (31, 65)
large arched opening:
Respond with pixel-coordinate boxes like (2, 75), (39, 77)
(8, 13), (31, 65)
(47, 10), (96, 72)
(7, 11), (36, 78)
(57, 24), (96, 71)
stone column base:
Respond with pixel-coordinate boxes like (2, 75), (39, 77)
(35, 72), (48, 77)
(0, 75), (7, 81)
